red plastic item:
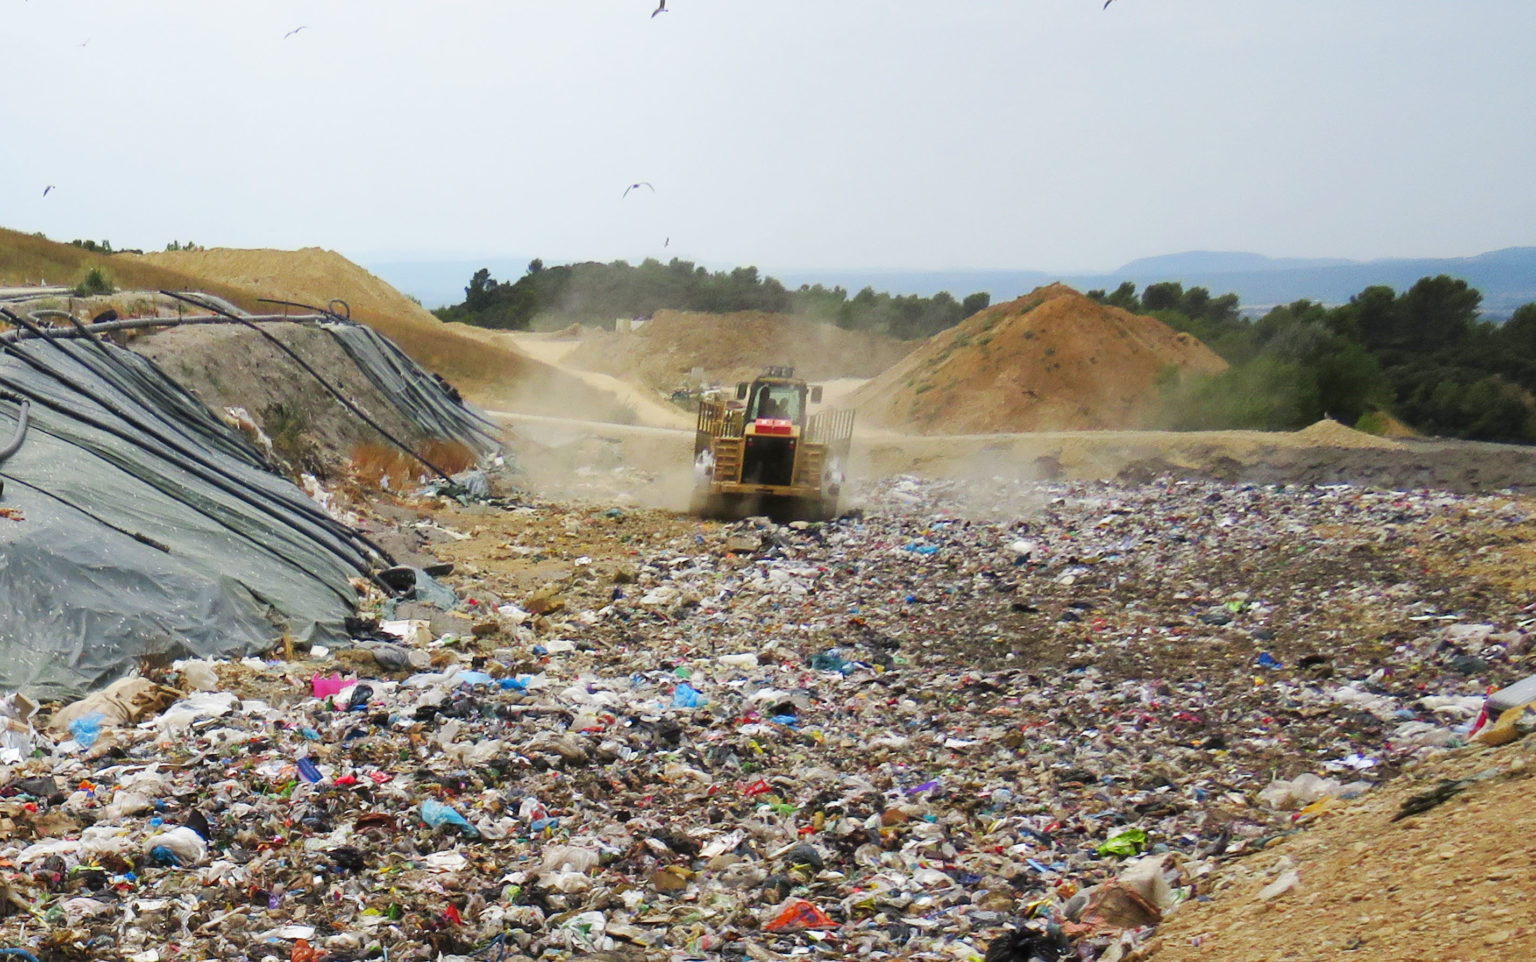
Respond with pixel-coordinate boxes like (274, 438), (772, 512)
(291, 939), (323, 962)
(764, 899), (840, 931)
(743, 778), (772, 797)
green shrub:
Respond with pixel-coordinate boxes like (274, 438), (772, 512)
(73, 267), (113, 296)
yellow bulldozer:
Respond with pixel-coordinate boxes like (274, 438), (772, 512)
(690, 366), (854, 521)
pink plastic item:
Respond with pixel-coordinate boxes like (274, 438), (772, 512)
(312, 673), (350, 698)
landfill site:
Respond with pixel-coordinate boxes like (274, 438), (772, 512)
(3, 241), (1536, 962)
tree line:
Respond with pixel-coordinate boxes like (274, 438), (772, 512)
(437, 258), (1536, 443)
(1089, 277), (1536, 443)
(432, 257), (991, 341)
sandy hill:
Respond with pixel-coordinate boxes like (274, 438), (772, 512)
(848, 283), (1228, 434)
(118, 247), (633, 422)
(1153, 733), (1536, 962)
(560, 309), (917, 391)
(0, 226), (259, 307)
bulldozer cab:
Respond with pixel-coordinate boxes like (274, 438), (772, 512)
(745, 380), (803, 423)
(736, 365), (821, 424)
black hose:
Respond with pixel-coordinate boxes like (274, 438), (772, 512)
(0, 469), (170, 552)
(163, 291), (457, 483)
(257, 296), (353, 324)
(0, 322), (386, 595)
(0, 392), (28, 464)
(0, 313), (330, 344)
(49, 315), (275, 470)
(322, 325), (504, 451)
(0, 307), (385, 559)
(0, 384), (363, 606)
(3, 309), (404, 591)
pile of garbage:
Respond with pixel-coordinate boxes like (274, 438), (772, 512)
(0, 474), (1530, 961)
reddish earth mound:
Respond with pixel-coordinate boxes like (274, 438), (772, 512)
(562, 310), (916, 390)
(849, 283), (1227, 434)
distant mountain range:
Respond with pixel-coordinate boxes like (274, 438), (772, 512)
(367, 247), (1536, 319)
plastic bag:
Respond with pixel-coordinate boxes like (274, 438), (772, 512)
(672, 682), (705, 708)
(764, 899), (840, 932)
(69, 711), (106, 748)
(312, 673), (350, 699)
(1097, 828), (1149, 857)
(420, 799), (478, 836)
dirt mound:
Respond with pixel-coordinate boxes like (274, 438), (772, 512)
(133, 323), (482, 482)
(561, 309), (915, 391)
(132, 247), (435, 328)
(1153, 736), (1536, 962)
(848, 283), (1228, 434)
(0, 227), (272, 309)
(123, 248), (636, 422)
(1293, 417), (1405, 450)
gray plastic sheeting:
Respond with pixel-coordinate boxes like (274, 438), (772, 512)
(0, 333), (390, 701)
(320, 321), (503, 456)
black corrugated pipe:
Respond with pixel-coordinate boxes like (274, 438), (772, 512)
(0, 391), (28, 464)
(0, 310), (393, 596)
(257, 296), (353, 323)
(161, 291), (458, 484)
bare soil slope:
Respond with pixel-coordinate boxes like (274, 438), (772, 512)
(849, 283), (1228, 434)
(561, 309), (916, 391)
(133, 323), (479, 482)
(125, 248), (635, 422)
(0, 227), (263, 310)
(1152, 737), (1536, 962)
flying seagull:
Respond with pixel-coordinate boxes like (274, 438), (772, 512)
(652, 1), (667, 17)
(284, 25), (307, 39)
(42, 185), (55, 197)
(623, 182), (654, 198)
(1103, 0), (1116, 7)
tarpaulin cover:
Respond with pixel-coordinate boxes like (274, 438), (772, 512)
(320, 321), (503, 456)
(0, 333), (390, 701)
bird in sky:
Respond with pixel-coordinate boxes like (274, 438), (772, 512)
(284, 26), (307, 39)
(1103, 0), (1117, 7)
(623, 182), (654, 198)
(652, 1), (667, 18)
(42, 185), (55, 197)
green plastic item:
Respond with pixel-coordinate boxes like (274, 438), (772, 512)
(1097, 828), (1149, 857)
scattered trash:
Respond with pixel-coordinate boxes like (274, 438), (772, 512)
(1098, 828), (1150, 857)
(764, 898), (840, 931)
(0, 473), (1524, 959)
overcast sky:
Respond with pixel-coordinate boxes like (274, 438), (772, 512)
(4, 1), (1533, 275)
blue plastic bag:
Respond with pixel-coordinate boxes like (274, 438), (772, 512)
(420, 799), (478, 836)
(672, 682), (706, 708)
(69, 711), (106, 748)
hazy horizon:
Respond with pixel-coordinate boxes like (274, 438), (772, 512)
(4, 2), (1533, 276)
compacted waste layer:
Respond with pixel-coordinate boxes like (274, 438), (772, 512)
(0, 473), (1529, 961)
